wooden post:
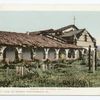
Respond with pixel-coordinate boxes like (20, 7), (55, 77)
(21, 67), (24, 76)
(31, 48), (33, 60)
(95, 47), (97, 70)
(16, 66), (19, 75)
(88, 45), (91, 71)
(41, 63), (46, 71)
(16, 66), (24, 76)
(6, 67), (9, 77)
(92, 49), (95, 73)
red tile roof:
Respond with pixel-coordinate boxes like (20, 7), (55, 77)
(0, 31), (79, 49)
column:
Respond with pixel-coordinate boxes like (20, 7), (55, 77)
(16, 47), (22, 61)
(75, 50), (79, 59)
(55, 49), (60, 60)
(0, 46), (6, 61)
(81, 49), (84, 55)
(65, 49), (69, 60)
(44, 48), (49, 60)
(31, 48), (36, 60)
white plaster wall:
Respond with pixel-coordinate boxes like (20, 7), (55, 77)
(62, 27), (76, 33)
(77, 30), (94, 48)
(0, 46), (6, 61)
(75, 50), (79, 59)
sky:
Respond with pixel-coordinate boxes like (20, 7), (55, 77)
(0, 11), (100, 45)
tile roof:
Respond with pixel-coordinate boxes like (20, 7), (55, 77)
(0, 31), (79, 49)
(30, 29), (55, 35)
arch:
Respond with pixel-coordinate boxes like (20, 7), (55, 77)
(35, 48), (45, 60)
(48, 48), (56, 61)
(59, 49), (66, 59)
(68, 49), (75, 58)
(22, 47), (32, 61)
(3, 46), (18, 62)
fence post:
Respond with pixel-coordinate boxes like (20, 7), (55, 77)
(88, 45), (91, 71)
(16, 66), (24, 77)
(92, 49), (95, 73)
(16, 66), (19, 75)
(21, 66), (24, 76)
(95, 46), (97, 70)
(6, 67), (9, 77)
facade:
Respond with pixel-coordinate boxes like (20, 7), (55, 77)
(0, 25), (96, 62)
(39, 25), (96, 56)
(54, 25), (96, 50)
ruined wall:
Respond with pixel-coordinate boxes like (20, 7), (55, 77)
(77, 30), (94, 48)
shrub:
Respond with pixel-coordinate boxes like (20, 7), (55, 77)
(0, 59), (94, 87)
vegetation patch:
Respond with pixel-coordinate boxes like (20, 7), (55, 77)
(0, 60), (99, 87)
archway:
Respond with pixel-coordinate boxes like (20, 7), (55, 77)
(22, 47), (32, 61)
(79, 50), (83, 59)
(68, 49), (75, 59)
(35, 48), (45, 60)
(3, 46), (18, 62)
(48, 48), (56, 61)
(59, 49), (66, 60)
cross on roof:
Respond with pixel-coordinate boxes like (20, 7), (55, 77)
(73, 16), (76, 25)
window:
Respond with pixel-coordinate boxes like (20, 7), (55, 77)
(84, 35), (87, 42)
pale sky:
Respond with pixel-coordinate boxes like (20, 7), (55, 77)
(0, 11), (99, 45)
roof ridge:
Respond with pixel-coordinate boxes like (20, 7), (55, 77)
(55, 24), (79, 31)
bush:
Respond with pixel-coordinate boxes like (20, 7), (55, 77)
(0, 60), (94, 87)
(0, 79), (11, 87)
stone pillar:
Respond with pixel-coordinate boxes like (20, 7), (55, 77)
(81, 49), (84, 55)
(65, 49), (69, 60)
(55, 49), (60, 60)
(0, 46), (6, 61)
(16, 47), (22, 61)
(75, 50), (79, 59)
(31, 48), (36, 59)
(44, 48), (49, 60)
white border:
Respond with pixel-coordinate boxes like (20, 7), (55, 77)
(0, 4), (100, 96)
(0, 87), (100, 96)
(0, 4), (100, 11)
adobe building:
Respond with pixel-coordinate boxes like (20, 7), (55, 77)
(0, 25), (96, 62)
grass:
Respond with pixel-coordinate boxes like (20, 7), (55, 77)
(0, 60), (100, 87)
